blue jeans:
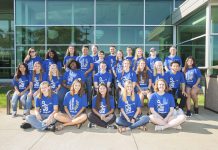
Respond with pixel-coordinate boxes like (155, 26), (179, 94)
(85, 76), (92, 106)
(26, 114), (56, 130)
(116, 115), (150, 129)
(11, 91), (31, 112)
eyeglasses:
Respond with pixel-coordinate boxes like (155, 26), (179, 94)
(30, 51), (35, 53)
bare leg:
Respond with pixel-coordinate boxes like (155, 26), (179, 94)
(190, 87), (200, 108)
(149, 114), (167, 126)
(64, 114), (87, 127)
(185, 87), (192, 111)
(162, 114), (186, 130)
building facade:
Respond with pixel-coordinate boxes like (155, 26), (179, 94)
(0, 0), (217, 81)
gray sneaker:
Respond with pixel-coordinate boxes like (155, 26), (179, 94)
(12, 111), (17, 118)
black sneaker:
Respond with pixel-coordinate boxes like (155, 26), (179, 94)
(186, 110), (192, 117)
(20, 122), (32, 129)
(107, 124), (118, 129)
(46, 124), (56, 132)
(88, 123), (96, 128)
(194, 107), (199, 114)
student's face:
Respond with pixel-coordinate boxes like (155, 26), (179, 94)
(41, 84), (50, 94)
(126, 48), (132, 55)
(187, 58), (193, 66)
(98, 52), (105, 60)
(171, 63), (180, 72)
(137, 49), (143, 57)
(157, 81), (166, 92)
(70, 62), (77, 70)
(117, 51), (123, 59)
(92, 46), (98, 54)
(125, 83), (133, 93)
(19, 65), (26, 72)
(123, 60), (130, 70)
(82, 47), (89, 55)
(68, 46), (75, 54)
(100, 63), (106, 71)
(34, 63), (41, 72)
(155, 62), (163, 71)
(73, 82), (81, 93)
(150, 51), (156, 57)
(110, 47), (115, 54)
(139, 61), (146, 69)
(50, 65), (57, 74)
(99, 85), (107, 95)
(169, 48), (176, 55)
(29, 49), (36, 56)
(49, 52), (54, 58)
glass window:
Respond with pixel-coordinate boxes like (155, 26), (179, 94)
(47, 0), (94, 25)
(177, 37), (205, 66)
(145, 45), (171, 59)
(0, 68), (15, 78)
(16, 0), (45, 25)
(145, 26), (173, 45)
(175, 0), (185, 8)
(47, 26), (94, 44)
(211, 35), (218, 67)
(96, 26), (118, 44)
(145, 0), (173, 25)
(0, 33), (13, 48)
(120, 26), (144, 44)
(177, 9), (206, 43)
(16, 27), (45, 44)
(96, 0), (143, 25)
(211, 6), (218, 33)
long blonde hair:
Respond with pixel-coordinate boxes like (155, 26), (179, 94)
(153, 61), (164, 76)
(37, 81), (52, 99)
(122, 80), (135, 103)
(134, 47), (146, 60)
(48, 64), (60, 81)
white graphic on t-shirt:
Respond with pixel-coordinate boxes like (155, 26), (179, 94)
(34, 77), (40, 88)
(169, 77), (175, 88)
(99, 102), (106, 114)
(42, 101), (49, 113)
(125, 101), (133, 114)
(157, 99), (164, 113)
(69, 97), (79, 113)
(28, 60), (34, 71)
(81, 58), (88, 69)
(186, 71), (194, 81)
(18, 78), (25, 89)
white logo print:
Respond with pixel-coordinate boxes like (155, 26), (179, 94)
(125, 102), (132, 114)
(169, 77), (175, 88)
(99, 102), (106, 114)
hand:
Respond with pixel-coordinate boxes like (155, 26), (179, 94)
(182, 91), (187, 97)
(193, 84), (198, 88)
(18, 91), (24, 96)
(131, 118), (135, 123)
(36, 114), (42, 121)
(84, 71), (88, 77)
(100, 114), (106, 121)
(28, 91), (33, 97)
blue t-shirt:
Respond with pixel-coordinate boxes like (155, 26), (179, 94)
(35, 94), (58, 115)
(137, 70), (153, 90)
(113, 60), (123, 75)
(164, 55), (182, 70)
(117, 70), (137, 86)
(124, 56), (134, 69)
(13, 74), (30, 92)
(46, 75), (62, 91)
(76, 55), (93, 77)
(29, 73), (46, 91)
(63, 55), (78, 66)
(42, 59), (62, 73)
(63, 92), (87, 116)
(94, 72), (112, 84)
(185, 67), (202, 87)
(63, 70), (85, 86)
(166, 71), (185, 89)
(118, 94), (142, 117)
(146, 57), (161, 72)
(149, 92), (175, 116)
(106, 55), (116, 69)
(152, 73), (170, 86)
(92, 96), (115, 114)
(91, 55), (99, 62)
(26, 56), (43, 74)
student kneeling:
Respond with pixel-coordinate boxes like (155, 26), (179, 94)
(54, 79), (88, 131)
(88, 83), (116, 129)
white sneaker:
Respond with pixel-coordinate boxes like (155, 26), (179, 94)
(12, 111), (17, 118)
(155, 125), (163, 131)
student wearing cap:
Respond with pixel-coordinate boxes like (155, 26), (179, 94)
(146, 47), (161, 72)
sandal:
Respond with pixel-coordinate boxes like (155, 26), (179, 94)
(77, 123), (82, 129)
(118, 127), (127, 133)
(139, 125), (147, 131)
(55, 124), (64, 131)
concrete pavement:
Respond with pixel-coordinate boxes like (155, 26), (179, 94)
(0, 107), (218, 150)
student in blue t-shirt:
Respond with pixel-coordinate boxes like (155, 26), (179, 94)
(135, 59), (152, 105)
(112, 50), (124, 78)
(11, 63), (30, 118)
(146, 47), (161, 72)
(54, 79), (88, 131)
(93, 50), (111, 74)
(94, 62), (112, 93)
(116, 80), (150, 133)
(106, 46), (116, 71)
(166, 61), (187, 110)
(47, 64), (62, 93)
(164, 46), (182, 72)
(88, 83), (116, 128)
(124, 47), (134, 69)
(63, 45), (78, 71)
(91, 45), (99, 62)
(76, 45), (94, 106)
(183, 56), (202, 116)
(27, 61), (46, 116)
(152, 61), (170, 88)
(42, 49), (62, 74)
(24, 47), (43, 74)
(149, 79), (186, 131)
(21, 81), (58, 131)
(132, 47), (146, 71)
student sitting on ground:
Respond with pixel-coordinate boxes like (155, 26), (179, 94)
(149, 79), (186, 131)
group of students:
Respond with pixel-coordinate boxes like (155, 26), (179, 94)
(12, 45), (202, 132)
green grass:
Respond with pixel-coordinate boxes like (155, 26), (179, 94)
(0, 85), (12, 108)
